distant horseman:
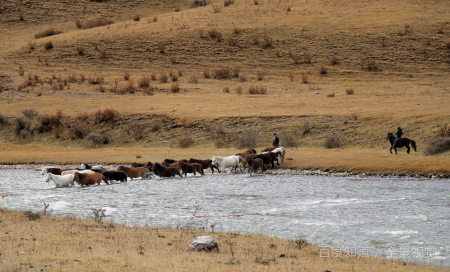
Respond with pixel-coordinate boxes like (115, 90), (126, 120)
(392, 127), (403, 148)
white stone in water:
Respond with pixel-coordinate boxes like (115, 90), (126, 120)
(189, 236), (219, 252)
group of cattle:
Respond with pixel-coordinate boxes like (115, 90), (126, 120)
(42, 147), (286, 187)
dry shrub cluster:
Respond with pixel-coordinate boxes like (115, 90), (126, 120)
(158, 42), (166, 53)
(11, 117), (31, 137)
(213, 68), (232, 79)
(424, 137), (450, 155)
(326, 92), (335, 97)
(171, 83), (180, 93)
(124, 71), (131, 80)
(133, 15), (140, 21)
(228, 38), (238, 46)
(248, 86), (267, 94)
(214, 132), (234, 148)
(180, 117), (192, 128)
(256, 71), (265, 80)
(179, 137), (193, 148)
(159, 73), (168, 83)
(235, 86), (242, 94)
(223, 0), (235, 6)
(289, 51), (301, 64)
(126, 81), (135, 93)
(24, 211), (41, 221)
(76, 44), (85, 55)
(35, 110), (63, 133)
(34, 28), (63, 39)
(44, 41), (54, 50)
(262, 35), (273, 47)
(79, 18), (114, 29)
(94, 108), (119, 123)
(351, 113), (358, 120)
(171, 73), (178, 82)
(323, 135), (341, 149)
(203, 69), (210, 78)
(150, 119), (162, 132)
(170, 56), (177, 64)
(301, 74), (308, 83)
(129, 123), (144, 140)
(436, 125), (450, 138)
(70, 122), (90, 139)
(232, 26), (240, 35)
(0, 113), (7, 125)
(235, 130), (259, 149)
(191, 0), (208, 7)
(189, 75), (199, 83)
(138, 76), (150, 88)
(88, 75), (104, 84)
(300, 122), (311, 135)
(346, 88), (355, 95)
(85, 132), (109, 147)
(319, 65), (328, 74)
(212, 5), (222, 13)
(52, 125), (63, 138)
(223, 86), (230, 93)
(143, 87), (153, 95)
(22, 109), (39, 118)
(330, 56), (339, 65)
(28, 41), (36, 50)
(367, 61), (378, 70)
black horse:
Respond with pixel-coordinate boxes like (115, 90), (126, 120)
(386, 133), (417, 154)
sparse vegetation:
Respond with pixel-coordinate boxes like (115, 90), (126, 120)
(280, 132), (296, 147)
(213, 68), (232, 79)
(323, 135), (341, 149)
(319, 65), (328, 74)
(85, 132), (109, 147)
(235, 130), (259, 148)
(300, 122), (311, 135)
(248, 86), (267, 94)
(143, 87), (153, 95)
(22, 109), (38, 118)
(203, 69), (210, 78)
(424, 137), (450, 155)
(171, 83), (180, 93)
(223, 86), (230, 93)
(191, 0), (208, 7)
(256, 71), (265, 81)
(330, 56), (339, 65)
(133, 14), (140, 21)
(159, 73), (168, 83)
(11, 117), (31, 136)
(137, 76), (150, 88)
(224, 0), (235, 7)
(175, 6), (181, 12)
(80, 18), (114, 29)
(188, 75), (199, 83)
(179, 137), (193, 148)
(44, 41), (54, 50)
(34, 28), (63, 39)
(94, 108), (119, 123)
(88, 75), (104, 85)
(346, 88), (355, 95)
(351, 113), (359, 120)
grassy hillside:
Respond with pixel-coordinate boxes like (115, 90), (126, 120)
(0, 0), (449, 167)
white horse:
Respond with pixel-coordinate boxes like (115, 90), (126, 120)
(80, 163), (105, 170)
(211, 155), (242, 172)
(61, 169), (95, 175)
(46, 173), (75, 187)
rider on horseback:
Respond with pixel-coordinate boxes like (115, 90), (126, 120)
(392, 127), (403, 148)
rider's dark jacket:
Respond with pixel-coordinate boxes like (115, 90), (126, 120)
(395, 128), (403, 138)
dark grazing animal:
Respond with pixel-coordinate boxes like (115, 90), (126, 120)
(131, 162), (145, 168)
(153, 163), (182, 178)
(102, 170), (128, 182)
(177, 160), (204, 177)
(245, 156), (265, 176)
(252, 152), (279, 169)
(386, 132), (417, 155)
(73, 172), (109, 186)
(116, 166), (149, 180)
(162, 159), (178, 165)
(236, 149), (257, 158)
(42, 167), (72, 175)
(260, 147), (277, 153)
(188, 158), (220, 174)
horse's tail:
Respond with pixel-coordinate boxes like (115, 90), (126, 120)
(102, 175), (109, 184)
(411, 140), (417, 152)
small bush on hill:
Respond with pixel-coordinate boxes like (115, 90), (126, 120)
(280, 132), (296, 147)
(138, 76), (150, 88)
(346, 88), (354, 95)
(88, 75), (104, 85)
(0, 113), (8, 125)
(133, 15), (140, 21)
(424, 137), (450, 155)
(44, 41), (54, 50)
(94, 108), (119, 123)
(11, 117), (31, 136)
(35, 110), (63, 133)
(70, 122), (90, 139)
(235, 130), (259, 149)
(191, 0), (208, 7)
(85, 132), (109, 147)
(213, 68), (232, 79)
(179, 137), (193, 148)
(34, 28), (63, 39)
(323, 135), (340, 149)
(22, 109), (38, 118)
(300, 122), (311, 135)
(248, 86), (267, 94)
(24, 211), (41, 221)
(81, 18), (114, 29)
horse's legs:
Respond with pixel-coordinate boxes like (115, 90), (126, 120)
(210, 165), (214, 174)
(407, 145), (410, 154)
(389, 147), (393, 154)
(394, 147), (398, 155)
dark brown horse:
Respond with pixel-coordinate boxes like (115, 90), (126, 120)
(245, 156), (265, 176)
(162, 159), (178, 165)
(188, 158), (220, 174)
(42, 167), (72, 175)
(252, 152), (279, 169)
(153, 163), (182, 178)
(236, 149), (257, 158)
(260, 147), (277, 153)
(117, 166), (149, 180)
(73, 172), (109, 186)
(177, 160), (204, 177)
(386, 133), (417, 155)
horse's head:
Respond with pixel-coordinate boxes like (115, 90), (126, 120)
(41, 168), (47, 175)
(73, 172), (79, 182)
(386, 133), (393, 140)
(45, 173), (52, 182)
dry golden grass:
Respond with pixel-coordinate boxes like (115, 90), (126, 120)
(0, 208), (446, 272)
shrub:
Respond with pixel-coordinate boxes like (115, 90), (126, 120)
(213, 68), (232, 79)
(88, 75), (104, 84)
(253, 0), (259, 4)
(150, 73), (157, 81)
(301, 74), (308, 83)
(171, 83), (180, 93)
(224, 0), (235, 6)
(24, 211), (41, 221)
(323, 135), (340, 149)
(208, 29), (218, 38)
(232, 26), (240, 35)
(286, 6), (291, 12)
(35, 29), (63, 39)
(0, 113), (7, 125)
(19, 68), (25, 76)
(203, 69), (210, 78)
(96, 84), (106, 92)
(256, 71), (265, 81)
(180, 117), (192, 128)
(18, 13), (24, 21)
(212, 5), (222, 13)
(175, 6), (181, 12)
(404, 24), (413, 33)
(28, 41), (36, 50)
(424, 137), (450, 155)
(68, 74), (77, 83)
(133, 14), (140, 21)
(290, 51), (301, 64)
(330, 56), (339, 65)
(124, 71), (130, 80)
(179, 137), (193, 148)
(159, 73), (168, 83)
(153, 16), (158, 22)
(44, 41), (54, 50)
(294, 239), (309, 249)
(304, 53), (312, 64)
(81, 18), (114, 29)
(35, 110), (63, 133)
(76, 44), (85, 54)
(300, 122), (311, 135)
(22, 109), (39, 118)
(235, 130), (259, 149)
(351, 113), (358, 120)
(228, 38), (238, 46)
(188, 75), (199, 83)
(127, 80), (135, 94)
(319, 65), (328, 74)
(76, 112), (90, 122)
(288, 71), (294, 81)
(248, 86), (267, 94)
(69, 122), (90, 139)
(213, 122), (226, 135)
(367, 61), (378, 70)
(177, 69), (184, 76)
(171, 74), (178, 82)
(280, 132), (296, 147)
(94, 108), (119, 123)
(436, 124), (450, 138)
(11, 117), (31, 136)
(223, 86), (230, 93)
(326, 92), (335, 97)
(235, 86), (242, 94)
(216, 31), (222, 42)
(143, 87), (153, 95)
(52, 125), (63, 138)
(150, 120), (161, 132)
(130, 123), (144, 140)
(85, 132), (109, 147)
(191, 0), (208, 7)
(75, 19), (82, 28)
(346, 88), (354, 95)
(262, 35), (273, 47)
(138, 76), (150, 88)
(99, 49), (107, 59)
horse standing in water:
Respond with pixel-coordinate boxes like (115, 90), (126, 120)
(386, 132), (417, 155)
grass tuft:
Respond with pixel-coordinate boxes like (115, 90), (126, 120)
(34, 28), (63, 39)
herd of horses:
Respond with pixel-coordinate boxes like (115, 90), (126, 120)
(42, 147), (287, 187)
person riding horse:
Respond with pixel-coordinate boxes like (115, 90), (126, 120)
(392, 127), (403, 148)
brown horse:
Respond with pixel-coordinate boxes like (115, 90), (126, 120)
(153, 163), (182, 178)
(162, 159), (188, 168)
(236, 149), (257, 158)
(188, 158), (220, 174)
(245, 156), (265, 176)
(117, 166), (149, 180)
(177, 160), (204, 177)
(260, 147), (277, 153)
(73, 172), (109, 186)
(252, 152), (279, 169)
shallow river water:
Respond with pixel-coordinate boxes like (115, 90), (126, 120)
(1, 169), (449, 267)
